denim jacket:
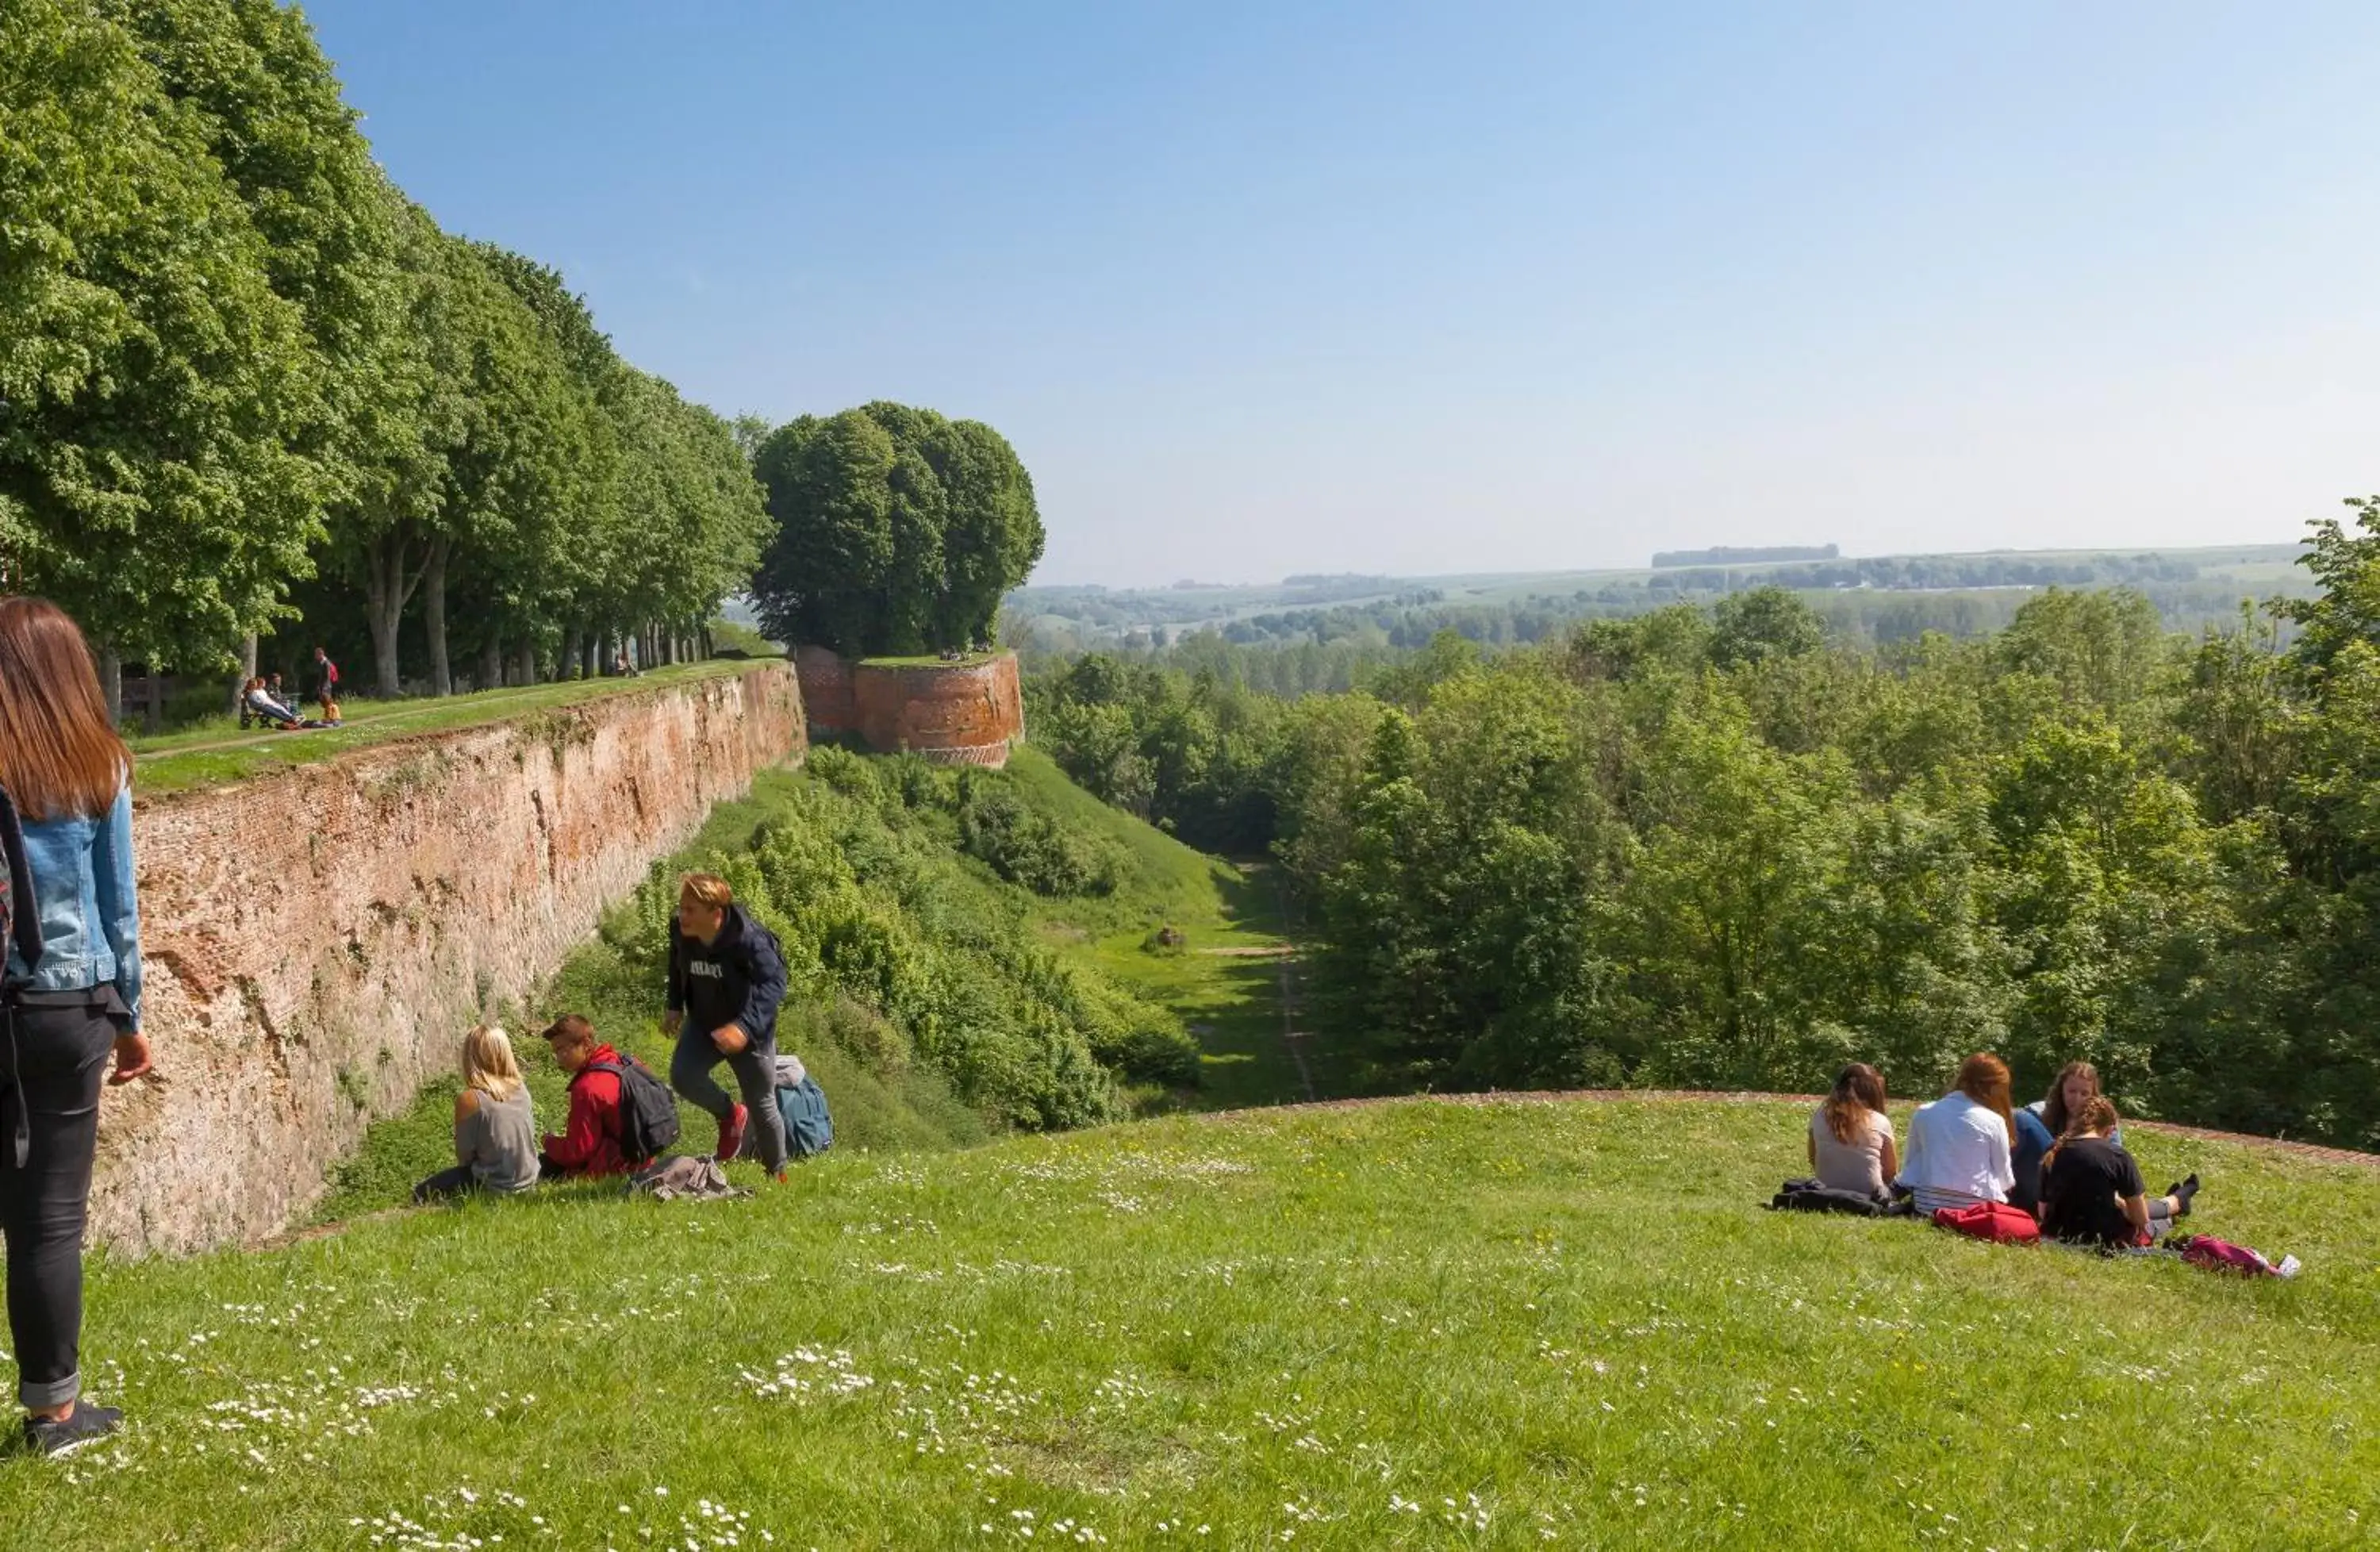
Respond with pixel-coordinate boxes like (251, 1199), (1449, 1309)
(2, 784), (142, 1025)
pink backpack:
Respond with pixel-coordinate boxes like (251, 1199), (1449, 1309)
(2176, 1235), (2275, 1277)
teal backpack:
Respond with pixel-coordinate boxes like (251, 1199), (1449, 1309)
(770, 1056), (834, 1160)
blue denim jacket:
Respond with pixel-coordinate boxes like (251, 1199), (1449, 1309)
(3, 784), (143, 1024)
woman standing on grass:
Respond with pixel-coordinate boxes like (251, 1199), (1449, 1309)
(1806, 1062), (1897, 1199)
(0, 597), (152, 1456)
(413, 1025), (539, 1203)
(1894, 1054), (2017, 1215)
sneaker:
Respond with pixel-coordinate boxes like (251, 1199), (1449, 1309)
(24, 1402), (121, 1458)
(716, 1102), (747, 1162)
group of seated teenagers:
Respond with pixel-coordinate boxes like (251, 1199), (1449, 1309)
(239, 673), (340, 731)
(412, 871), (797, 1202)
(1806, 1053), (2204, 1249)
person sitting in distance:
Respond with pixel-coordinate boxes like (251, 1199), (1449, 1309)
(1807, 1062), (1898, 1200)
(536, 1015), (635, 1178)
(413, 1024), (539, 1203)
(241, 677), (301, 730)
(2039, 1097), (2200, 1249)
(2031, 1061), (2123, 1147)
(1894, 1054), (2017, 1215)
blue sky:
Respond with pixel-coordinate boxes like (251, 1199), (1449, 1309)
(302, 1), (2380, 585)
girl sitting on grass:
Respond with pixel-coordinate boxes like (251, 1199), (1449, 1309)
(1894, 1054), (2017, 1214)
(1807, 1062), (1897, 1200)
(413, 1025), (541, 1202)
(2038, 1097), (2200, 1249)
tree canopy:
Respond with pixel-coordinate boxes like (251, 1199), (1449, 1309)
(1, 0), (768, 707)
(1030, 546), (2380, 1151)
(750, 402), (1043, 658)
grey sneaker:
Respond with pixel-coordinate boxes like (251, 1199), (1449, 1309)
(24, 1401), (121, 1457)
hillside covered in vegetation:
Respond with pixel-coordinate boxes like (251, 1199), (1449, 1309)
(1029, 507), (2380, 1151)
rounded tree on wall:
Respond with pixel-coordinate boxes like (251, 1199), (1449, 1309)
(749, 402), (1043, 658)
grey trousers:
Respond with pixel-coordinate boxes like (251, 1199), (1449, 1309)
(669, 1027), (787, 1172)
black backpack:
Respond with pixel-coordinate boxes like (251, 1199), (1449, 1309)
(579, 1056), (681, 1163)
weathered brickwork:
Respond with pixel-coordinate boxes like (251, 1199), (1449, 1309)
(795, 651), (1025, 766)
(94, 664), (805, 1254)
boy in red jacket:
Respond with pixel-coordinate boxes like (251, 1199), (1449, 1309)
(537, 1015), (633, 1177)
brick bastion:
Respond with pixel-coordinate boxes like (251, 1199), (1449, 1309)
(794, 648), (1023, 767)
(93, 663), (806, 1254)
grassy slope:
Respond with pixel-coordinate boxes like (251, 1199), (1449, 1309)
(131, 662), (757, 797)
(314, 768), (992, 1221)
(8, 1098), (2374, 1548)
(996, 747), (1350, 1109)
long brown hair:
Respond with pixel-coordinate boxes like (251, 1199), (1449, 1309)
(2044, 1095), (2120, 1171)
(1821, 1062), (1887, 1144)
(2040, 1061), (2103, 1136)
(1955, 1053), (2016, 1146)
(0, 597), (128, 820)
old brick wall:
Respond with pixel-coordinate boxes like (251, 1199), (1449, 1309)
(94, 663), (805, 1254)
(793, 645), (858, 735)
(850, 653), (1024, 766)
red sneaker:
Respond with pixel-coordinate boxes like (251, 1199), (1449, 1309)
(716, 1102), (748, 1162)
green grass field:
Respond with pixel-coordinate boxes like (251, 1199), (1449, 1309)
(130, 662), (761, 797)
(3, 1098), (2372, 1548)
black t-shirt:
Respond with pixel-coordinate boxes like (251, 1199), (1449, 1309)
(2040, 1136), (2145, 1247)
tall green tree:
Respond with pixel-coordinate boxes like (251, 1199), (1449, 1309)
(0, 0), (322, 674)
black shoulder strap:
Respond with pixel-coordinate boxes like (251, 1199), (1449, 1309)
(0, 783), (40, 974)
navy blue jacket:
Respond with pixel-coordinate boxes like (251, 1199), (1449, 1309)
(666, 904), (787, 1049)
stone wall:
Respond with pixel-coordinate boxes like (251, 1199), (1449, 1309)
(794, 651), (1025, 766)
(93, 663), (805, 1255)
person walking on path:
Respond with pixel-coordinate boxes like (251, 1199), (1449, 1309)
(310, 645), (340, 716)
(0, 597), (155, 1456)
(665, 873), (789, 1177)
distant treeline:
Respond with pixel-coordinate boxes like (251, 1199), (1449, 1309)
(1023, 507), (2380, 1151)
(1652, 544), (1839, 567)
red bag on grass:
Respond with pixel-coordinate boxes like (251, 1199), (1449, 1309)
(1931, 1201), (2041, 1245)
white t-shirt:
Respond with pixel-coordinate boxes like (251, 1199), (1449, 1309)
(1808, 1106), (1894, 1197)
(1897, 1091), (2015, 1213)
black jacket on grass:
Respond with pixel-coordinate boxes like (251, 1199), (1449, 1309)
(667, 904), (788, 1049)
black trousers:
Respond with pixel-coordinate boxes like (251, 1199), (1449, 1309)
(0, 1000), (112, 1410)
(413, 1164), (477, 1204)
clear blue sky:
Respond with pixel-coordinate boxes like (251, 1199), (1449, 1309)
(302, 1), (2380, 585)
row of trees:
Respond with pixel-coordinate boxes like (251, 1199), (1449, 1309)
(1031, 509), (2380, 1149)
(2, 0), (767, 707)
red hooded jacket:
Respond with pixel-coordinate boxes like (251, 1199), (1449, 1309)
(543, 1043), (631, 1177)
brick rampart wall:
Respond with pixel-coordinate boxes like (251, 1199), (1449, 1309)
(852, 654), (1023, 766)
(793, 645), (858, 735)
(95, 663), (805, 1254)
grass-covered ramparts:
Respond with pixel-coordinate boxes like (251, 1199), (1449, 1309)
(322, 744), (1238, 1216)
(10, 1098), (2375, 1547)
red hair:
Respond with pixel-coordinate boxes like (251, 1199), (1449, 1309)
(1956, 1053), (2016, 1146)
(0, 597), (128, 820)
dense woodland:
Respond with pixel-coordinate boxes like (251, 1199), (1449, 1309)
(2, 0), (767, 713)
(1031, 511), (2380, 1150)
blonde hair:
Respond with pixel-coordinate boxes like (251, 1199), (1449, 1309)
(679, 872), (733, 909)
(460, 1024), (524, 1103)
